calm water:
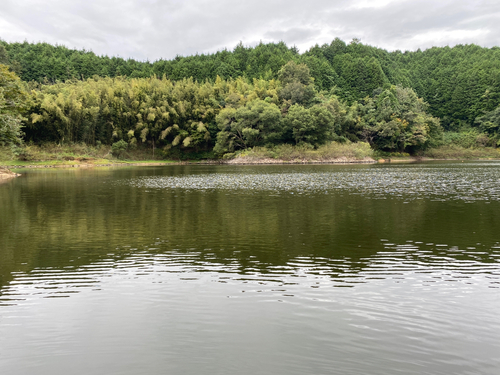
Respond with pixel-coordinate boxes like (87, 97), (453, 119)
(1, 162), (500, 375)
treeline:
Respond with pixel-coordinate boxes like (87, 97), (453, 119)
(13, 61), (442, 157)
(1, 39), (500, 157)
(2, 38), (500, 131)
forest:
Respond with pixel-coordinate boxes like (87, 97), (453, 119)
(1, 38), (500, 159)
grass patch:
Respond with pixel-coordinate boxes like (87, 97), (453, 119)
(423, 144), (500, 159)
(0, 143), (179, 166)
(2, 143), (113, 163)
(232, 142), (374, 162)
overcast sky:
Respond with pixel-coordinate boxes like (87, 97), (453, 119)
(1, 0), (499, 61)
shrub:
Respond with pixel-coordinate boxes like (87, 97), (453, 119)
(111, 140), (128, 158)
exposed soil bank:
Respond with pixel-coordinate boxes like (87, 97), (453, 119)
(0, 167), (21, 182)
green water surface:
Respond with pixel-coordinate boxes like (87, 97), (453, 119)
(1, 162), (499, 374)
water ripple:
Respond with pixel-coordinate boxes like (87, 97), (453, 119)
(120, 165), (500, 202)
(2, 240), (499, 305)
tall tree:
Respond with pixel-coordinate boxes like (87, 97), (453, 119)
(0, 65), (27, 146)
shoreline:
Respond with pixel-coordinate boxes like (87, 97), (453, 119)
(2, 161), (181, 169)
(0, 167), (22, 182)
(1, 156), (498, 175)
(1, 156), (387, 171)
(224, 156), (378, 165)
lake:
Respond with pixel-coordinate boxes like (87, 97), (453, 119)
(1, 161), (499, 374)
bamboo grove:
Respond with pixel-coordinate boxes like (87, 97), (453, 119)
(11, 61), (444, 156)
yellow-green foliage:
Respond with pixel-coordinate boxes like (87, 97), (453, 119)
(26, 75), (281, 153)
(22, 68), (459, 158)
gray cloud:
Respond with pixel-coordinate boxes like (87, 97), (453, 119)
(0, 0), (499, 61)
(264, 28), (320, 46)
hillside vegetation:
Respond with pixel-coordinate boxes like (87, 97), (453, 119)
(1, 38), (499, 161)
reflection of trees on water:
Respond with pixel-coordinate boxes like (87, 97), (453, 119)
(1, 167), (500, 295)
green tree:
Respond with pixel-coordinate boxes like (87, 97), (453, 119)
(214, 99), (282, 154)
(0, 45), (8, 65)
(362, 85), (441, 153)
(283, 104), (337, 146)
(0, 64), (27, 145)
(475, 106), (500, 145)
(278, 61), (316, 107)
(321, 95), (364, 142)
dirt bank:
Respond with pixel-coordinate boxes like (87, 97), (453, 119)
(0, 167), (21, 182)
